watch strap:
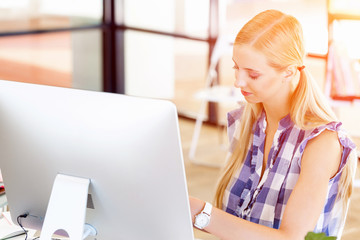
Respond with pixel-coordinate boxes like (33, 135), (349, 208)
(202, 202), (212, 215)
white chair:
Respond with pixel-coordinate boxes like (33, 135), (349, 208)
(188, 35), (245, 165)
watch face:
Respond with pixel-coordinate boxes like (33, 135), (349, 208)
(195, 213), (210, 228)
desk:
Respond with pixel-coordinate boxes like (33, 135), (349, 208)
(0, 211), (39, 240)
(0, 211), (203, 240)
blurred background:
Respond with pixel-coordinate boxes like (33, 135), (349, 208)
(1, 0), (360, 134)
(0, 0), (360, 239)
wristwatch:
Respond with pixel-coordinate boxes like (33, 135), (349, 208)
(194, 201), (212, 229)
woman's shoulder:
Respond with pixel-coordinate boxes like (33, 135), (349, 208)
(297, 121), (356, 176)
(302, 121), (356, 150)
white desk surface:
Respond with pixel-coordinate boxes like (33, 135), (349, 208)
(0, 211), (38, 240)
(0, 211), (203, 240)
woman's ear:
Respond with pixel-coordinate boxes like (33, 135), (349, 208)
(282, 65), (297, 82)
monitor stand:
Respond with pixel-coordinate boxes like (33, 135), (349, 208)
(39, 174), (97, 240)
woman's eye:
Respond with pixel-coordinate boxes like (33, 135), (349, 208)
(249, 73), (259, 80)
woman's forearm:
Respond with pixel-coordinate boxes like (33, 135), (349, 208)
(190, 196), (303, 240)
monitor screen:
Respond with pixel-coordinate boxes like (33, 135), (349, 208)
(0, 80), (195, 240)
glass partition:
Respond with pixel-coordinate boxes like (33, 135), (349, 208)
(0, 30), (103, 91)
(124, 30), (175, 99)
(173, 39), (209, 117)
(120, 0), (209, 39)
(0, 0), (102, 33)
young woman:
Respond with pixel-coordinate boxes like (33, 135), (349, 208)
(190, 9), (357, 240)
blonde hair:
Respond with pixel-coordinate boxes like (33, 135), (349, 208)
(214, 10), (357, 218)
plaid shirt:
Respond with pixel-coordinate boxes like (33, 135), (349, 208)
(223, 107), (356, 237)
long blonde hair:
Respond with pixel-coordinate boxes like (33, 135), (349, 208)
(214, 10), (357, 216)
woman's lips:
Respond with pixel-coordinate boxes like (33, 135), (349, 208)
(241, 90), (252, 96)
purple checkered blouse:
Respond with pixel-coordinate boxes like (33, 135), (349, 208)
(223, 107), (356, 237)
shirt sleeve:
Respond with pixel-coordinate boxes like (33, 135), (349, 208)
(297, 122), (357, 178)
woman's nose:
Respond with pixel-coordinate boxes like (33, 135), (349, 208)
(234, 71), (247, 88)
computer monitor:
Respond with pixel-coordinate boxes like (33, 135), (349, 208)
(0, 80), (195, 240)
